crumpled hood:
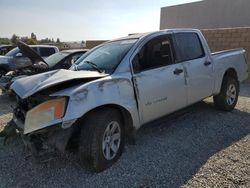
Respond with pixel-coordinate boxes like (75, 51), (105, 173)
(0, 55), (12, 64)
(11, 69), (108, 99)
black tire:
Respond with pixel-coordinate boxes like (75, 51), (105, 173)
(213, 76), (239, 111)
(78, 108), (124, 172)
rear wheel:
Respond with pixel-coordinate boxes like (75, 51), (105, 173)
(78, 108), (124, 172)
(213, 76), (239, 111)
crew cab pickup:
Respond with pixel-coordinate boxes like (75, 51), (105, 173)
(9, 29), (248, 172)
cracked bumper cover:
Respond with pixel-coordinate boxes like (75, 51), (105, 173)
(13, 116), (75, 155)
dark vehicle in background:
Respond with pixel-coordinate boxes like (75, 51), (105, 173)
(0, 45), (16, 56)
(0, 42), (59, 76)
(43, 49), (88, 70)
(0, 45), (88, 91)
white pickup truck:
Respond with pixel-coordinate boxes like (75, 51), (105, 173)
(9, 29), (248, 172)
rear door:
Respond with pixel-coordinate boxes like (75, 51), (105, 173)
(131, 34), (187, 124)
(174, 32), (214, 105)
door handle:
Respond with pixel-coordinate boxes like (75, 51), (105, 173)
(173, 68), (183, 75)
(204, 61), (211, 66)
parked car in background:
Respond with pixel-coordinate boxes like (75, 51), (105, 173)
(0, 42), (59, 76)
(0, 43), (88, 91)
(0, 45), (16, 56)
(42, 49), (88, 70)
(10, 29), (248, 172)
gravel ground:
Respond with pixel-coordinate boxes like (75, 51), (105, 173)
(0, 83), (249, 188)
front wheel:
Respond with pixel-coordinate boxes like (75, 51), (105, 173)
(78, 108), (124, 172)
(213, 76), (239, 111)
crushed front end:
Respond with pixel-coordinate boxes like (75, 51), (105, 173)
(12, 94), (75, 159)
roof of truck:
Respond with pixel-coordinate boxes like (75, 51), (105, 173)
(111, 28), (200, 41)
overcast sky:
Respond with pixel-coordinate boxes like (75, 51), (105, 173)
(0, 0), (201, 41)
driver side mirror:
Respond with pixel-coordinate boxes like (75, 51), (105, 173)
(16, 52), (23, 57)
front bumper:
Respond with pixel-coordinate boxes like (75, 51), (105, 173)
(12, 117), (74, 157)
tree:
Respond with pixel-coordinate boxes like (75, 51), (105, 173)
(11, 34), (19, 45)
(31, 32), (37, 41)
(56, 38), (60, 43)
(20, 37), (29, 44)
(40, 38), (51, 44)
(0, 38), (11, 44)
(19, 36), (37, 45)
(28, 38), (37, 45)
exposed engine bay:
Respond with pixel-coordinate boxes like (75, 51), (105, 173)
(0, 62), (49, 92)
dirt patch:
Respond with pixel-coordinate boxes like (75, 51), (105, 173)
(183, 135), (250, 188)
(0, 91), (14, 132)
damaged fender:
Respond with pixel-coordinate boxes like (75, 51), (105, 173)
(51, 73), (140, 131)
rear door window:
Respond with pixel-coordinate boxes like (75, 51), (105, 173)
(40, 47), (56, 57)
(175, 32), (205, 62)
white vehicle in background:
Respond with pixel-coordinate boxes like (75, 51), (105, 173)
(10, 29), (248, 172)
(0, 43), (59, 76)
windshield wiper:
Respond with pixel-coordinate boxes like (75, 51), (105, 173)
(84, 61), (103, 73)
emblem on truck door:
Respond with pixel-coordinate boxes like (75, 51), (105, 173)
(145, 97), (168, 106)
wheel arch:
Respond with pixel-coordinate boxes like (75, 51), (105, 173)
(213, 67), (239, 111)
(83, 104), (133, 133)
(223, 68), (238, 80)
(215, 68), (238, 94)
(86, 104), (135, 142)
(67, 104), (136, 151)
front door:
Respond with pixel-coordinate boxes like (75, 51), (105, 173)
(132, 35), (187, 124)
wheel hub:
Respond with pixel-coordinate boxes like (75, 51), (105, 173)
(102, 121), (121, 160)
(226, 84), (236, 105)
(106, 136), (111, 143)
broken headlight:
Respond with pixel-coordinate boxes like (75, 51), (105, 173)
(24, 97), (67, 134)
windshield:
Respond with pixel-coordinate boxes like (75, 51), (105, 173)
(44, 52), (68, 67)
(72, 39), (137, 74)
(5, 47), (19, 57)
